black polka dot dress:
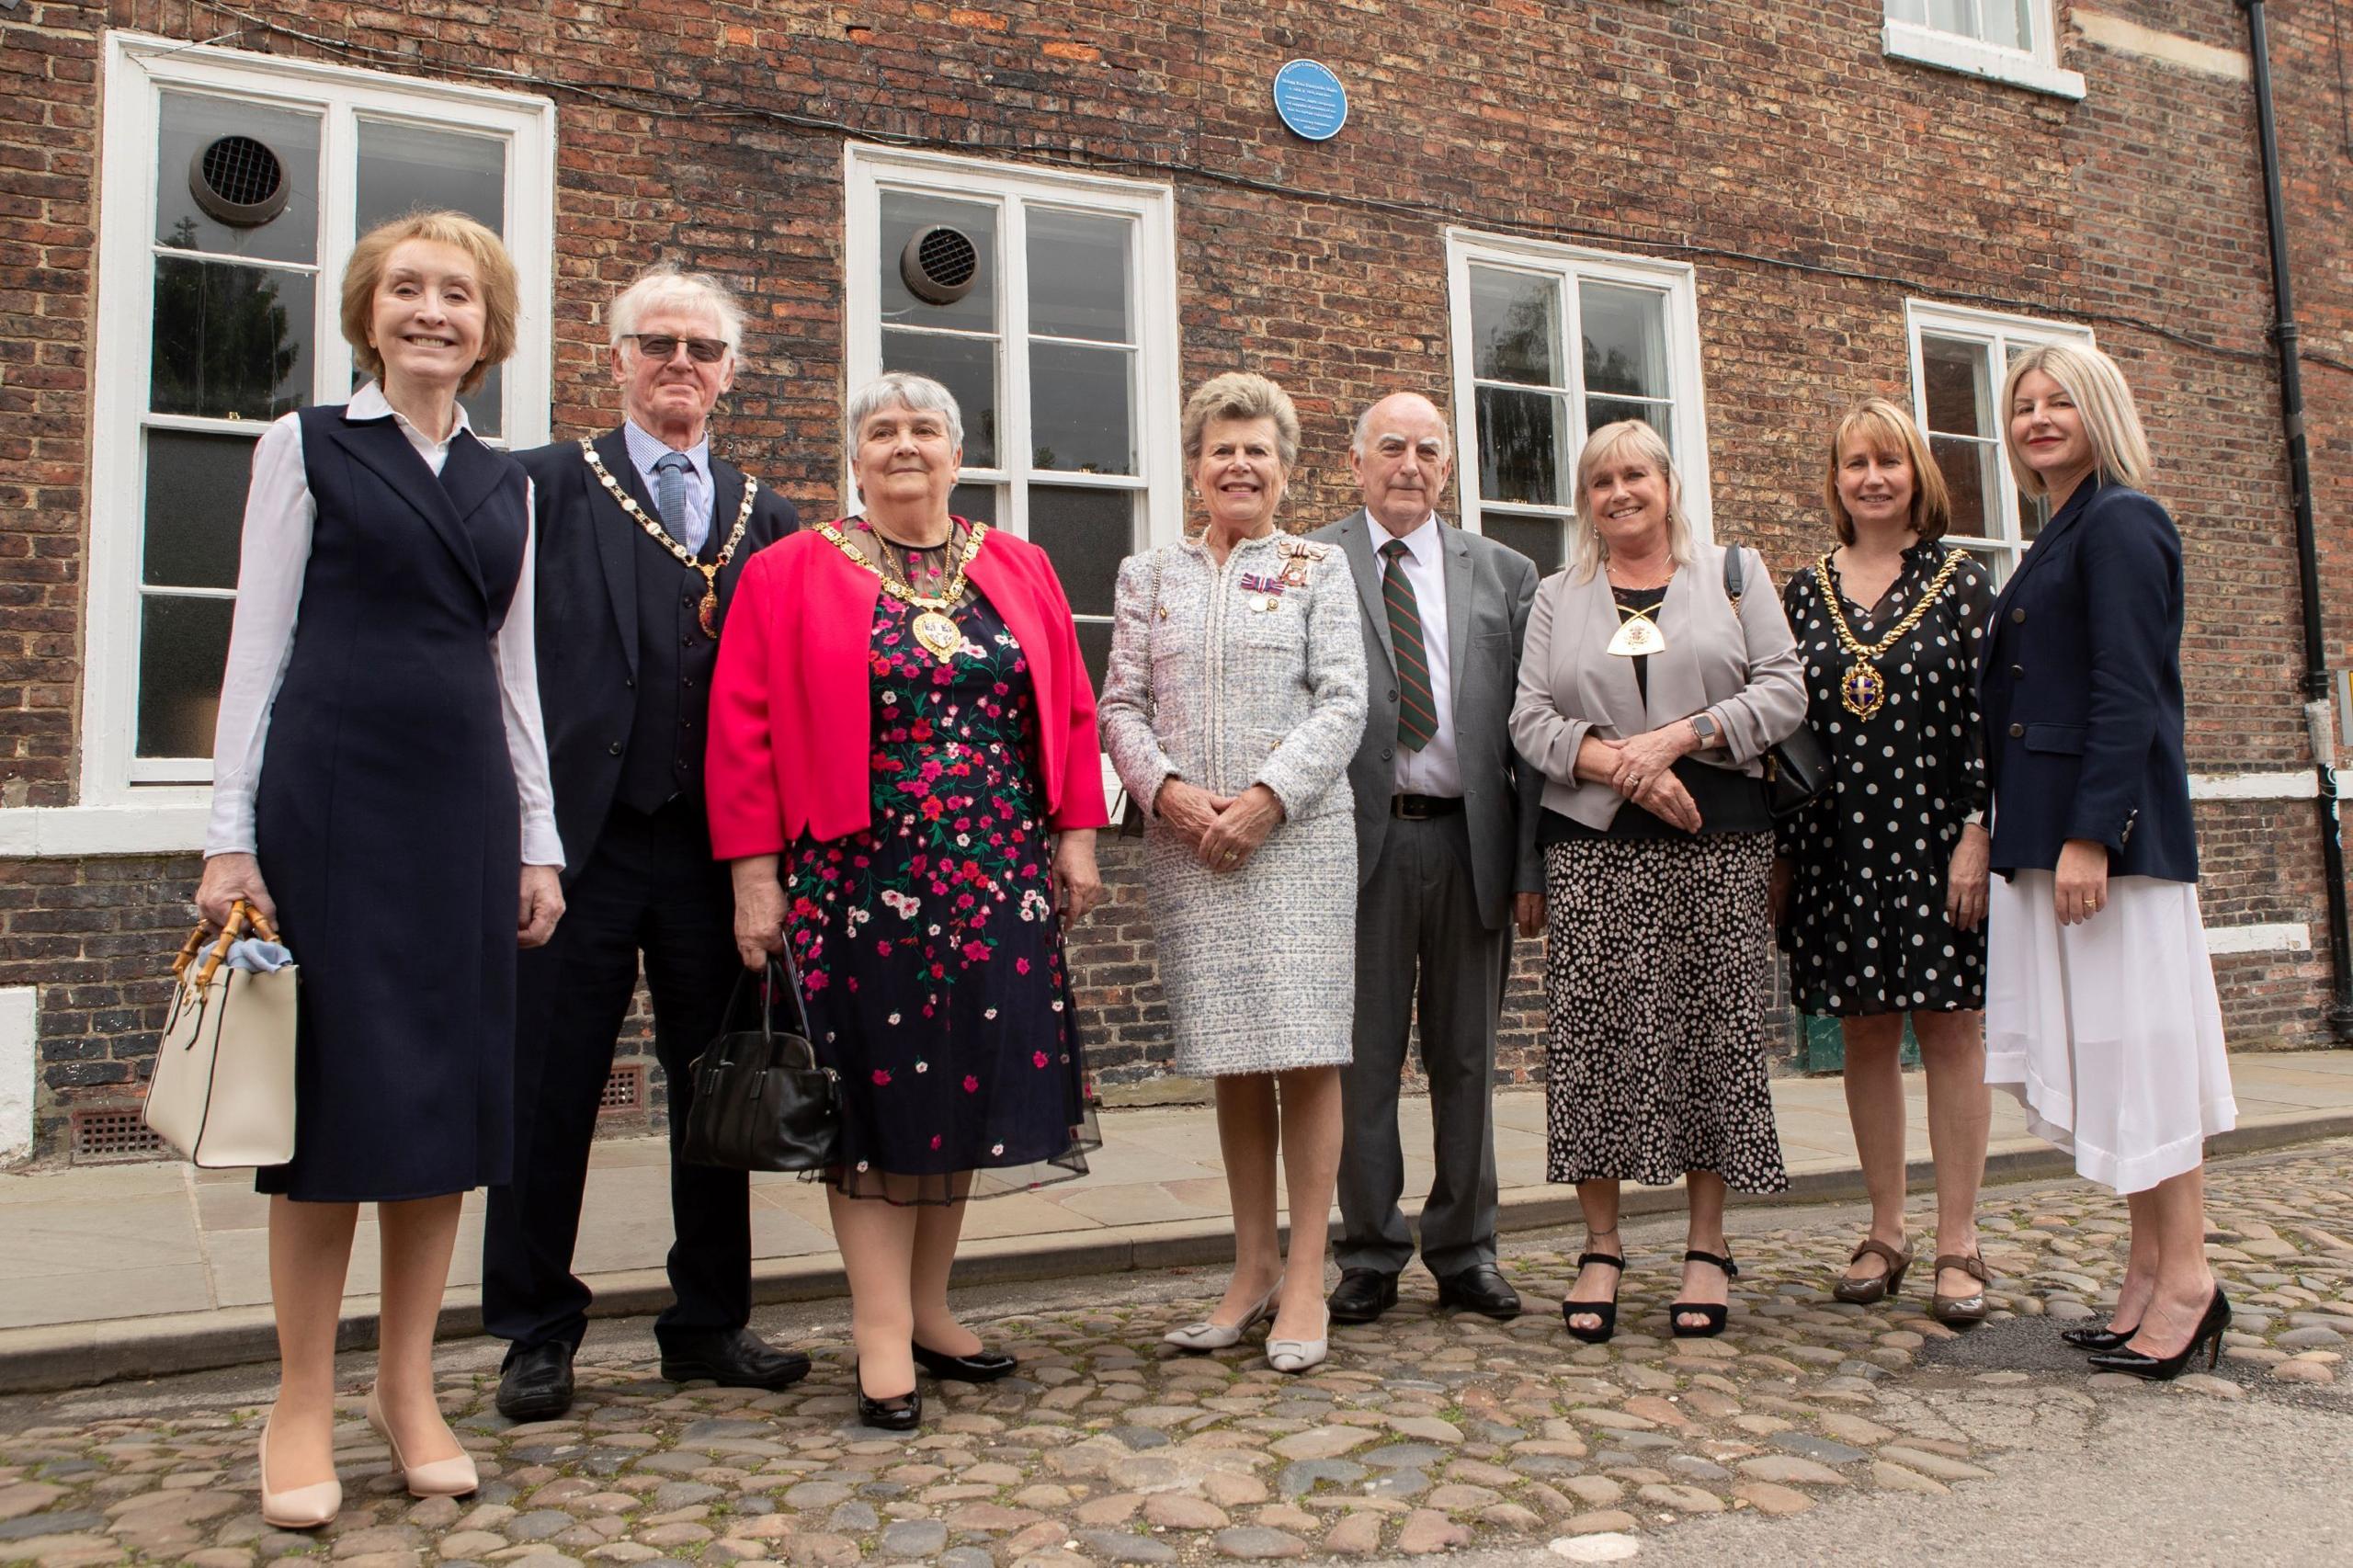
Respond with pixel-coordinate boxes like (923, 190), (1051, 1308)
(1776, 540), (1993, 1018)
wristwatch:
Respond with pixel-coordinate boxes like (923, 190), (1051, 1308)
(1688, 712), (1720, 747)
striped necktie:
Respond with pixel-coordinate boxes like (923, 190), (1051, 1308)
(653, 450), (702, 551)
(1381, 538), (1435, 752)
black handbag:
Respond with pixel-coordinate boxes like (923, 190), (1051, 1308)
(680, 954), (841, 1172)
(1722, 545), (1830, 819)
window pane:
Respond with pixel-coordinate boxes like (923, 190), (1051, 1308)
(1027, 209), (1131, 344)
(156, 93), (321, 264)
(1482, 513), (1565, 577)
(880, 190), (998, 334)
(357, 119), (506, 236)
(143, 430), (256, 589)
(1931, 434), (1997, 537)
(1886, 0), (1927, 23)
(949, 483), (1000, 525)
(1586, 398), (1670, 451)
(1026, 485), (1135, 617)
(2017, 485), (2052, 541)
(1470, 267), (1560, 387)
(137, 595), (233, 758)
(1030, 342), (1135, 474)
(1985, 0), (2029, 49)
(151, 257), (313, 420)
(1928, 0), (1972, 37)
(1075, 618), (1113, 709)
(1580, 282), (1669, 398)
(460, 364), (504, 440)
(1476, 386), (1569, 507)
(881, 329), (997, 467)
(1921, 335), (1992, 437)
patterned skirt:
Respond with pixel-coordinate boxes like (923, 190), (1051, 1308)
(1541, 831), (1789, 1193)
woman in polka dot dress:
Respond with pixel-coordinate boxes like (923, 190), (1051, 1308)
(1772, 398), (1996, 1323)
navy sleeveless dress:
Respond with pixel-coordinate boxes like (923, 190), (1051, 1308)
(253, 406), (531, 1202)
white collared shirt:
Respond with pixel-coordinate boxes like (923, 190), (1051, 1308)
(1374, 511), (1461, 798)
(205, 381), (563, 867)
(622, 418), (713, 551)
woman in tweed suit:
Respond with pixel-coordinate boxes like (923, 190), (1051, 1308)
(1100, 372), (1368, 1372)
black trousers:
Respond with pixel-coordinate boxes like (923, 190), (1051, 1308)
(482, 800), (750, 1358)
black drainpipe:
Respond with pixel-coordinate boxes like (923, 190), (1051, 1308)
(2238, 0), (2353, 1042)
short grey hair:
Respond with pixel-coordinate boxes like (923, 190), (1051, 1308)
(1351, 392), (1452, 458)
(607, 264), (745, 355)
(846, 371), (965, 463)
(1182, 372), (1299, 469)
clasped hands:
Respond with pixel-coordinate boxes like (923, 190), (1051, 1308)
(1578, 722), (1703, 833)
(1154, 778), (1284, 873)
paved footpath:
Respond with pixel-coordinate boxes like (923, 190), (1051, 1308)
(0, 1137), (2347, 1567)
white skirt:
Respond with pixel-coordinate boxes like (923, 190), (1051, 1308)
(1985, 871), (2236, 1194)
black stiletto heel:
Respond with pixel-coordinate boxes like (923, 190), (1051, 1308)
(1562, 1251), (1625, 1345)
(2086, 1290), (2230, 1381)
(2060, 1320), (2143, 1353)
(1671, 1250), (1739, 1338)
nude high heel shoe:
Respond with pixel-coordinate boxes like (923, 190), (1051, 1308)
(366, 1390), (479, 1497)
(257, 1415), (341, 1530)
(1266, 1304), (1330, 1375)
(1164, 1276), (1283, 1351)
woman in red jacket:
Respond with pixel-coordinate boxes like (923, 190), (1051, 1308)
(708, 372), (1107, 1431)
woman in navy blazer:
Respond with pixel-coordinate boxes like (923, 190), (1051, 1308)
(1978, 342), (2235, 1381)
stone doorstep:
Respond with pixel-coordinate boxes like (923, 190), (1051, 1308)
(1, 1105), (2347, 1399)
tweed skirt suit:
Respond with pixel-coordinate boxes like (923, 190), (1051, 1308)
(1099, 534), (1369, 1074)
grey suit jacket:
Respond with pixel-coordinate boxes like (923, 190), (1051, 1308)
(1509, 542), (1806, 832)
(1308, 510), (1543, 930)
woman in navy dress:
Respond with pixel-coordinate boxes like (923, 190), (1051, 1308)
(196, 212), (563, 1528)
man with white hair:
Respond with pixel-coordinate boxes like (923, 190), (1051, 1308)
(484, 265), (802, 1419)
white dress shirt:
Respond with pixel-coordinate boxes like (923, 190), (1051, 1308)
(1378, 512), (1461, 799)
(205, 381), (563, 867)
(621, 418), (713, 552)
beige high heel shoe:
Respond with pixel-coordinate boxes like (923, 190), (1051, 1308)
(257, 1415), (341, 1530)
(365, 1390), (479, 1498)
(1164, 1275), (1284, 1351)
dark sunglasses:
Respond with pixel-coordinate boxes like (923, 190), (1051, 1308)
(625, 333), (729, 364)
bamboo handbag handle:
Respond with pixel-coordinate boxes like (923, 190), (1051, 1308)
(173, 899), (278, 992)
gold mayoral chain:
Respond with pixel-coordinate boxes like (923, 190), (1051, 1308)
(813, 517), (991, 665)
(1814, 547), (1971, 721)
(579, 439), (756, 638)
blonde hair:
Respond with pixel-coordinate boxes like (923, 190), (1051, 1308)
(341, 210), (518, 397)
(1182, 372), (1300, 470)
(1567, 419), (1697, 584)
(2000, 341), (2152, 495)
(1824, 397), (1952, 545)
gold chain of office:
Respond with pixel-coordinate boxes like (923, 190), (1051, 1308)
(1813, 547), (1972, 721)
(579, 439), (756, 638)
(813, 517), (991, 664)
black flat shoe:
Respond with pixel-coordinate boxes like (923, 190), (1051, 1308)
(1435, 1264), (1523, 1320)
(912, 1342), (1018, 1382)
(1562, 1251), (1624, 1345)
(659, 1328), (813, 1390)
(2061, 1320), (2143, 1352)
(1326, 1268), (1400, 1324)
(854, 1364), (923, 1432)
(494, 1340), (575, 1423)
(2088, 1290), (2230, 1381)
(1671, 1249), (1739, 1338)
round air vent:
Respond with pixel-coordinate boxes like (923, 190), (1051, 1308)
(900, 224), (980, 306)
(188, 135), (290, 227)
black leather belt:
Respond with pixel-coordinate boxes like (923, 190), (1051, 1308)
(1391, 794), (1464, 820)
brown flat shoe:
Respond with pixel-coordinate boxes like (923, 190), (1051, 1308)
(1832, 1237), (1913, 1305)
(1929, 1253), (1990, 1324)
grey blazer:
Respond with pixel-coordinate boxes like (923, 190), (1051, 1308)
(1308, 511), (1543, 930)
(1509, 542), (1807, 833)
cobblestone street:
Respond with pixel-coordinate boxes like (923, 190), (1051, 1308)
(3, 1140), (2348, 1568)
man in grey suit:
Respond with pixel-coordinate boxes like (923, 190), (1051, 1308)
(1310, 392), (1546, 1324)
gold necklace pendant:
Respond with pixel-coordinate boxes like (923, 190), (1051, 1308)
(813, 516), (990, 666)
(1607, 614), (1665, 657)
(1839, 660), (1888, 719)
(911, 608), (963, 663)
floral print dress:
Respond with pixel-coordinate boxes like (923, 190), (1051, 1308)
(785, 558), (1099, 1205)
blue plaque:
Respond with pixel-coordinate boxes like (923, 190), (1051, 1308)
(1272, 59), (1348, 142)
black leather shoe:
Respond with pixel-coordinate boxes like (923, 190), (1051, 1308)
(1434, 1264), (1523, 1320)
(912, 1341), (1018, 1382)
(495, 1341), (575, 1422)
(658, 1328), (813, 1390)
(1326, 1268), (1400, 1324)
(854, 1364), (923, 1432)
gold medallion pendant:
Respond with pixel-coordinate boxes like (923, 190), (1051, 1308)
(912, 609), (963, 662)
(696, 582), (720, 639)
(1606, 613), (1666, 657)
(579, 440), (756, 642)
(1839, 661), (1888, 720)
(812, 516), (991, 666)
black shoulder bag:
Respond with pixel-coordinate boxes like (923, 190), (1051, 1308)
(681, 950), (841, 1172)
(1722, 545), (1829, 818)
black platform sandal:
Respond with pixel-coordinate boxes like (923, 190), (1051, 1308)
(1561, 1247), (1625, 1345)
(1670, 1249), (1738, 1338)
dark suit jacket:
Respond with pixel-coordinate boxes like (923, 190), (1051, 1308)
(1978, 477), (2197, 881)
(1307, 510), (1543, 930)
(516, 427), (799, 884)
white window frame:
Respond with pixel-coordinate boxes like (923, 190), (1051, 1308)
(74, 31), (554, 842)
(1905, 300), (2096, 582)
(1882, 1), (2086, 99)
(1445, 229), (1714, 569)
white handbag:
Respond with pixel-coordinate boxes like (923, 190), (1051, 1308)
(144, 900), (299, 1168)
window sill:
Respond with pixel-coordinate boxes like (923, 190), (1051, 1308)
(1882, 21), (2086, 100)
(0, 801), (211, 858)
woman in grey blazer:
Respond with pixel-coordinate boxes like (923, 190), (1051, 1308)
(1100, 372), (1367, 1374)
(1509, 420), (1805, 1343)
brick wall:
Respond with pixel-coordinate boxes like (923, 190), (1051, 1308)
(4, 0), (2348, 1160)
